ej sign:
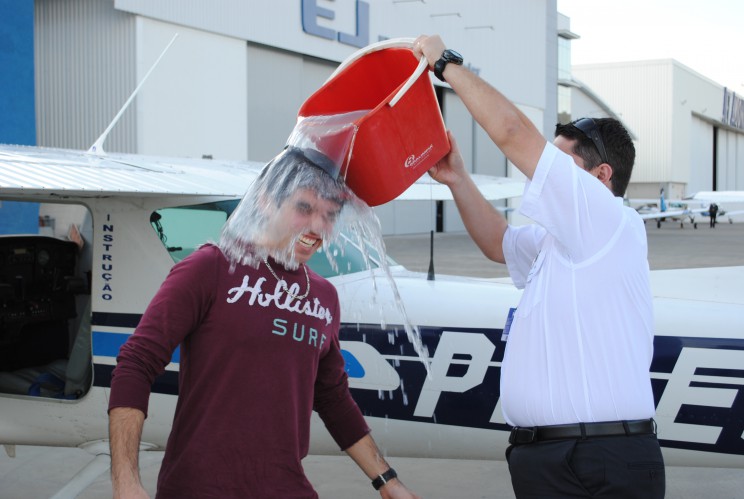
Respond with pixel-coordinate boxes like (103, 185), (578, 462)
(301, 0), (370, 48)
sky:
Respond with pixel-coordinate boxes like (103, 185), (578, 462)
(556, 0), (744, 91)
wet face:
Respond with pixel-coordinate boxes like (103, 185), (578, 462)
(265, 187), (342, 264)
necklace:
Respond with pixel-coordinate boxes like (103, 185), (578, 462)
(263, 257), (310, 300)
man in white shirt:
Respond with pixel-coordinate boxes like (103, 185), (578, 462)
(414, 35), (665, 498)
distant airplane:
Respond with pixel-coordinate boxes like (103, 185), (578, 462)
(1, 143), (743, 498)
(689, 191), (744, 224)
(632, 188), (708, 229)
(690, 191), (744, 204)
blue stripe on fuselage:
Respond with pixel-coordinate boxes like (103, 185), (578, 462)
(92, 331), (180, 364)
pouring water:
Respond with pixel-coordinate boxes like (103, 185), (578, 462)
(219, 113), (432, 379)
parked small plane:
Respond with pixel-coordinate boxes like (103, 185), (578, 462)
(690, 191), (744, 223)
(632, 188), (708, 229)
(1, 143), (743, 496)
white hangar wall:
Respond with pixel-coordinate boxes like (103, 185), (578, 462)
(574, 60), (744, 200)
(135, 18), (249, 160)
(717, 123), (744, 191)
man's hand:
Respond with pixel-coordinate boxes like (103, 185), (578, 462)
(378, 478), (422, 499)
(412, 35), (446, 70)
(344, 434), (421, 499)
(414, 33), (546, 179)
(113, 482), (150, 499)
(428, 131), (467, 189)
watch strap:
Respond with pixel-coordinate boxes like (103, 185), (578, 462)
(371, 468), (397, 490)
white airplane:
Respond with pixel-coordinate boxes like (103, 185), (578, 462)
(720, 209), (744, 224)
(689, 191), (744, 224)
(1, 143), (743, 497)
(691, 191), (744, 204)
(632, 189), (708, 229)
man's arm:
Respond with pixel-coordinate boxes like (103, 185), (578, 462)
(109, 407), (149, 499)
(430, 131), (509, 263)
(313, 326), (418, 497)
(413, 35), (546, 180)
(344, 433), (420, 498)
(412, 35), (547, 263)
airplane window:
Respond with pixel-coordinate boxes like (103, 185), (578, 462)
(150, 201), (396, 278)
(150, 201), (237, 262)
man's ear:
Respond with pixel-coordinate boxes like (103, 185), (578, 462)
(596, 163), (613, 183)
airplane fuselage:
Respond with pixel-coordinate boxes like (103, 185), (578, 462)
(1, 150), (743, 469)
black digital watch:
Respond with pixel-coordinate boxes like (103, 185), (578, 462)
(371, 468), (397, 490)
(434, 49), (463, 81)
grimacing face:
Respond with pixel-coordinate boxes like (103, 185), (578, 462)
(263, 187), (342, 264)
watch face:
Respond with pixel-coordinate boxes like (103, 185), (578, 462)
(445, 49), (463, 64)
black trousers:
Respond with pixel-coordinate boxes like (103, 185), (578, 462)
(506, 434), (665, 498)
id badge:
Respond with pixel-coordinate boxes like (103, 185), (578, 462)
(501, 307), (517, 342)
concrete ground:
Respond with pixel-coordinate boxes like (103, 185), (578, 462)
(1, 221), (742, 498)
(1, 445), (742, 498)
(384, 217), (744, 278)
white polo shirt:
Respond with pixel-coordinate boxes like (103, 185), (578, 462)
(501, 142), (655, 427)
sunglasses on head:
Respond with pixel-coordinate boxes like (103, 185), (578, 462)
(573, 118), (609, 165)
(284, 146), (341, 180)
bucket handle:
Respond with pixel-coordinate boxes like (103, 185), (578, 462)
(328, 37), (430, 108)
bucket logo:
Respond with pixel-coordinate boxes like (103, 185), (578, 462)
(404, 144), (434, 169)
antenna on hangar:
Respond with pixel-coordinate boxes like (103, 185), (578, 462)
(88, 33), (179, 156)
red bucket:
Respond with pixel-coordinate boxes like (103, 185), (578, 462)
(297, 38), (449, 206)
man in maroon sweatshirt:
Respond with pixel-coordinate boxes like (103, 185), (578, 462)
(108, 147), (419, 498)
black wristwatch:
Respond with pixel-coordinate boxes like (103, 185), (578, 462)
(434, 49), (463, 82)
(371, 468), (397, 490)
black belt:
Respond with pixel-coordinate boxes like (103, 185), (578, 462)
(509, 419), (656, 445)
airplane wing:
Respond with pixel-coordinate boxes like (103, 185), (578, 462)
(638, 205), (708, 229)
(0, 144), (263, 198)
(722, 209), (744, 222)
(690, 191), (744, 204)
(395, 173), (524, 201)
(630, 196), (707, 209)
(1, 144), (524, 203)
(638, 209), (689, 220)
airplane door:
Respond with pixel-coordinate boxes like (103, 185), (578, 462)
(0, 201), (93, 400)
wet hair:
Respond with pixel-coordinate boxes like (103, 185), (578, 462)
(218, 147), (353, 269)
(260, 147), (348, 208)
(555, 117), (636, 197)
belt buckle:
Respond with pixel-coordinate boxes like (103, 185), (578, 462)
(509, 426), (537, 445)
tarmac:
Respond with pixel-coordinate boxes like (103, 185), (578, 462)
(384, 216), (744, 278)
(1, 220), (743, 498)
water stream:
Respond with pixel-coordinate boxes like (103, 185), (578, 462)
(219, 112), (432, 380)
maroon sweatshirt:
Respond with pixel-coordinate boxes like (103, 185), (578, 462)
(109, 244), (370, 498)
